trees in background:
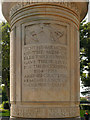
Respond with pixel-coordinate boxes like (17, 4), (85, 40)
(80, 21), (90, 95)
(0, 22), (10, 102)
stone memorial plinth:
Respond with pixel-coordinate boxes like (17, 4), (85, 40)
(2, 1), (88, 119)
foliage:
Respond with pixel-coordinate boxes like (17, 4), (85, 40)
(80, 20), (90, 95)
(80, 109), (90, 117)
(80, 104), (90, 110)
(2, 101), (9, 109)
(0, 22), (10, 102)
(80, 97), (88, 102)
(0, 109), (10, 117)
(0, 86), (2, 104)
(0, 101), (10, 117)
(2, 86), (8, 102)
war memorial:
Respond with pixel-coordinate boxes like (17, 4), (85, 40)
(2, 1), (88, 119)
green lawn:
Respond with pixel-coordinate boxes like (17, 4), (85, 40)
(0, 109), (10, 117)
(0, 104), (10, 117)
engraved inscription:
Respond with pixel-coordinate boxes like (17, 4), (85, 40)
(22, 23), (68, 89)
(23, 45), (67, 89)
(23, 45), (68, 89)
(10, 2), (79, 17)
(11, 105), (79, 118)
(22, 23), (69, 101)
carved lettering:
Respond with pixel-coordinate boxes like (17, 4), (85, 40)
(23, 45), (67, 89)
(22, 23), (69, 101)
(11, 106), (79, 118)
(10, 2), (79, 17)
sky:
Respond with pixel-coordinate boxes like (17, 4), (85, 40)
(0, 2), (5, 22)
(0, 2), (89, 97)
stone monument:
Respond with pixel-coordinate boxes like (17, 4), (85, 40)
(2, 1), (88, 119)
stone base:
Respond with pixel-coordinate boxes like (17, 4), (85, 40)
(10, 117), (81, 120)
(0, 117), (9, 120)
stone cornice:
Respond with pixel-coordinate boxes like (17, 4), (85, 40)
(2, 1), (88, 23)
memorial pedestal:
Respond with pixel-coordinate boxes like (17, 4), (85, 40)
(2, 1), (88, 119)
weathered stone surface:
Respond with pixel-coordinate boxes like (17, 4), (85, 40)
(10, 117), (81, 120)
(2, 1), (88, 119)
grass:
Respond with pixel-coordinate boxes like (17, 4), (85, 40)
(0, 109), (10, 117)
(0, 104), (10, 117)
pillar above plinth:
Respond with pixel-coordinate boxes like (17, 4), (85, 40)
(2, 1), (88, 119)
